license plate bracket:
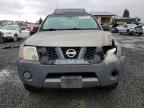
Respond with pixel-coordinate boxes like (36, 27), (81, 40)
(61, 76), (82, 88)
(55, 59), (89, 64)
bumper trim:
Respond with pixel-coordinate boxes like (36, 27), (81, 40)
(82, 78), (98, 82)
(43, 78), (99, 88)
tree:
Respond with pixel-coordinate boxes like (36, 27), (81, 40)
(38, 18), (43, 24)
(123, 9), (130, 17)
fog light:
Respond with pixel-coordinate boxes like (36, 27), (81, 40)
(24, 72), (32, 79)
(111, 70), (119, 77)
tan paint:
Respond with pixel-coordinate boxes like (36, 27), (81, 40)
(24, 30), (113, 47)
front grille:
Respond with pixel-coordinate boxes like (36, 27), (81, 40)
(37, 47), (58, 60)
(61, 47), (81, 59)
(84, 47), (96, 60)
(37, 47), (100, 65)
(135, 27), (143, 32)
(46, 47), (58, 60)
(47, 72), (97, 78)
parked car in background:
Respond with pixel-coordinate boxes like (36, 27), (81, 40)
(111, 24), (119, 33)
(118, 24), (143, 36)
(0, 25), (20, 41)
(29, 25), (39, 35)
(19, 26), (30, 38)
(101, 24), (111, 31)
(142, 26), (144, 33)
(111, 27), (118, 33)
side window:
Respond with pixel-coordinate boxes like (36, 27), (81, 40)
(22, 27), (26, 30)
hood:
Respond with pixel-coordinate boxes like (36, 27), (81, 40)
(24, 30), (113, 47)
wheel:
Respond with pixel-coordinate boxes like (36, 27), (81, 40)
(99, 83), (119, 91)
(23, 84), (42, 92)
(0, 32), (4, 44)
(127, 30), (131, 35)
(0, 36), (4, 44)
(130, 31), (135, 36)
(13, 34), (18, 42)
(120, 32), (123, 35)
(139, 33), (142, 36)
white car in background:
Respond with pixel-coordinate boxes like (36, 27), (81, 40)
(142, 26), (144, 33)
(118, 24), (143, 36)
(0, 25), (30, 42)
(0, 25), (20, 41)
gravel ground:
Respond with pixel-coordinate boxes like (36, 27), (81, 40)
(0, 34), (144, 108)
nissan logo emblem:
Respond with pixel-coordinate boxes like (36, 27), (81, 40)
(66, 49), (77, 58)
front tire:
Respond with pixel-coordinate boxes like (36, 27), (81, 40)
(130, 31), (135, 36)
(13, 34), (18, 42)
(127, 30), (131, 35)
(120, 32), (123, 35)
(0, 37), (4, 44)
(139, 33), (142, 36)
(23, 84), (42, 92)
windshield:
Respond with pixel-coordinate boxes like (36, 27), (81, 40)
(41, 16), (100, 31)
(0, 25), (17, 30)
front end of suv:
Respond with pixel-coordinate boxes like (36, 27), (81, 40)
(17, 9), (125, 92)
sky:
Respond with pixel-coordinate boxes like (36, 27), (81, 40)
(0, 0), (144, 22)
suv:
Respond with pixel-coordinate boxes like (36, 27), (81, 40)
(17, 9), (125, 92)
(0, 25), (20, 41)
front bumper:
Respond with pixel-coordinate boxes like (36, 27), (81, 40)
(17, 56), (125, 88)
(132, 29), (143, 34)
(3, 34), (13, 40)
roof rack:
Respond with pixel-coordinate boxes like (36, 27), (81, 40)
(54, 8), (87, 14)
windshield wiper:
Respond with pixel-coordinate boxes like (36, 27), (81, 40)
(41, 28), (97, 31)
(59, 28), (97, 30)
(41, 28), (60, 31)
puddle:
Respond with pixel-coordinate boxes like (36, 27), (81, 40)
(120, 38), (144, 50)
(121, 43), (136, 49)
(134, 41), (144, 50)
(2, 45), (19, 49)
(0, 69), (10, 84)
(136, 45), (144, 49)
(0, 69), (10, 77)
(121, 40), (135, 43)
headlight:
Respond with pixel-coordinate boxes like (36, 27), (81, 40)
(19, 45), (39, 60)
(104, 48), (118, 64)
(113, 40), (121, 57)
